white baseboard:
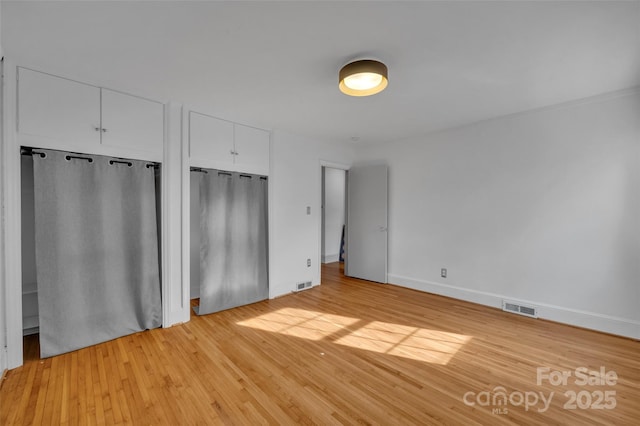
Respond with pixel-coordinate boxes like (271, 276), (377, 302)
(321, 253), (340, 264)
(389, 273), (640, 340)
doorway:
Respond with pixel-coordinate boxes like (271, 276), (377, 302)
(321, 167), (346, 265)
(319, 162), (389, 285)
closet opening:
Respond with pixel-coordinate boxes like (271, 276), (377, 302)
(20, 147), (163, 361)
(189, 167), (269, 315)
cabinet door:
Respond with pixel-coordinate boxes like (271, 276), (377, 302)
(233, 124), (270, 175)
(18, 68), (100, 147)
(189, 112), (235, 170)
(101, 89), (164, 156)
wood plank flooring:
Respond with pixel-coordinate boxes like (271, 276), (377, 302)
(1, 262), (638, 425)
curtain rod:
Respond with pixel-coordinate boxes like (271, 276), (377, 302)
(190, 167), (267, 180)
(66, 154), (93, 163)
(20, 147), (160, 169)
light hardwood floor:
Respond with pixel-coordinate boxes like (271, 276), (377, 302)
(1, 262), (638, 425)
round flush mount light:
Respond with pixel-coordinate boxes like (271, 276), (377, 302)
(339, 59), (388, 97)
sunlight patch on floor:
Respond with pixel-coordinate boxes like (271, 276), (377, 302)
(236, 307), (360, 341)
(237, 308), (471, 364)
(334, 321), (471, 365)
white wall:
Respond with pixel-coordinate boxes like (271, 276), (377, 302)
(322, 168), (345, 263)
(270, 130), (354, 297)
(356, 89), (640, 339)
(0, 2), (6, 374)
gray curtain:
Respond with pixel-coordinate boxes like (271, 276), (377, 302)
(197, 170), (268, 315)
(33, 149), (162, 358)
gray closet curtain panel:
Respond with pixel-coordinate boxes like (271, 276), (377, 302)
(197, 170), (268, 315)
(33, 149), (162, 358)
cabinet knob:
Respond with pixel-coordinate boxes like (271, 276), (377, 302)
(101, 128), (108, 133)
(94, 126), (101, 132)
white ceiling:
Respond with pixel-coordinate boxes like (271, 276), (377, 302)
(3, 1), (639, 145)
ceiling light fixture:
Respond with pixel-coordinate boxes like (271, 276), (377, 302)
(339, 59), (388, 97)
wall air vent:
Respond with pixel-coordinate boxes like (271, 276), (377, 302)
(502, 300), (538, 318)
(295, 281), (313, 292)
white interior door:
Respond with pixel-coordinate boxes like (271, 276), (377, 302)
(346, 164), (388, 283)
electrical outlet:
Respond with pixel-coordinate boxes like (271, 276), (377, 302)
(441, 268), (447, 278)
(307, 258), (311, 267)
(306, 206), (311, 215)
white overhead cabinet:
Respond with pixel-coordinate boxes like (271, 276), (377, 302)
(189, 111), (269, 175)
(100, 89), (164, 155)
(233, 123), (270, 175)
(189, 112), (235, 170)
(18, 68), (100, 147)
(17, 68), (164, 161)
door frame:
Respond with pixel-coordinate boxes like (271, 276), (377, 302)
(2, 62), (23, 369)
(318, 160), (350, 281)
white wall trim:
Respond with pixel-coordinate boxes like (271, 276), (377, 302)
(319, 159), (351, 171)
(162, 102), (189, 327)
(0, 58), (7, 374)
(2, 60), (23, 369)
(268, 130), (276, 299)
(317, 160), (350, 285)
(389, 273), (640, 340)
(160, 102), (170, 326)
(180, 107), (192, 319)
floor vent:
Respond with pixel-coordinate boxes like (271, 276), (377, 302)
(295, 281), (313, 292)
(502, 300), (538, 318)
